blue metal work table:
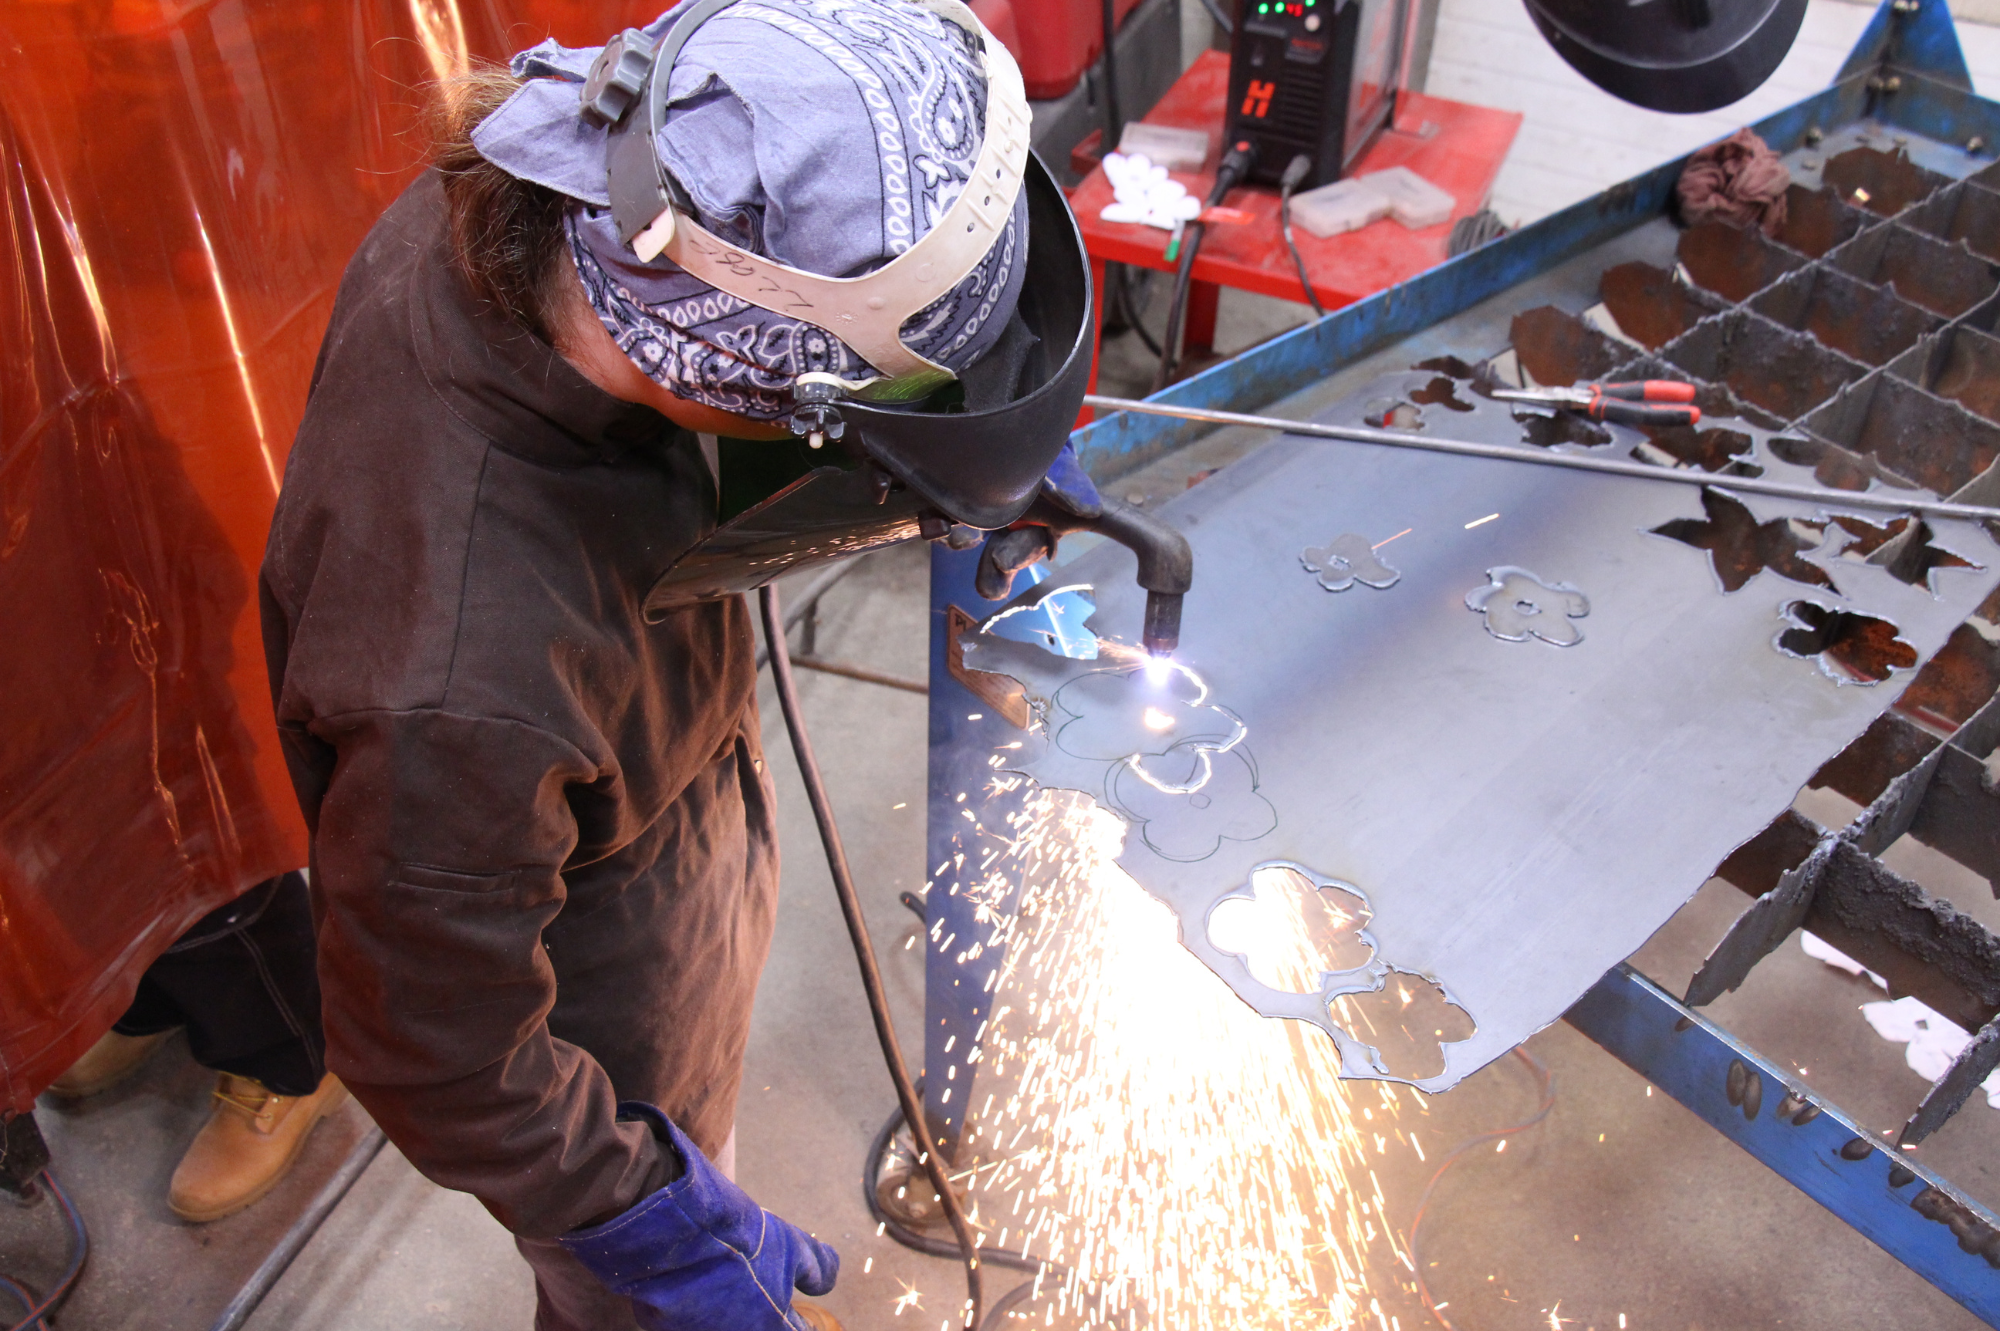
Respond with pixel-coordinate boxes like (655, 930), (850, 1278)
(922, 3), (2000, 1322)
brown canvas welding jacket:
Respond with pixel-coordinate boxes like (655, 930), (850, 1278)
(259, 170), (780, 1240)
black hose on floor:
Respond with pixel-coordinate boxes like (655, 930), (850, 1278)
(863, 1100), (1063, 1328)
(861, 1099), (1052, 1277)
(759, 584), (985, 1330)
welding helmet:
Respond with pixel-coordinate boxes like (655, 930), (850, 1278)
(567, 0), (1092, 544)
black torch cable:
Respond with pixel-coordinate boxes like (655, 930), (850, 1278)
(1278, 154), (1325, 319)
(1150, 215), (1208, 393)
(758, 584), (984, 1330)
(863, 1098), (1081, 1326)
(1152, 145), (1254, 393)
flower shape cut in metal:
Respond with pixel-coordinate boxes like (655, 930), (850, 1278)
(1109, 742), (1277, 862)
(1050, 660), (1246, 779)
(1301, 533), (1401, 593)
(1466, 566), (1590, 646)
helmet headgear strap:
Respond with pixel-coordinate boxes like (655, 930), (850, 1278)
(584, 0), (1032, 408)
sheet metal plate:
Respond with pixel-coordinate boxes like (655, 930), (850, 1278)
(965, 373), (2000, 1092)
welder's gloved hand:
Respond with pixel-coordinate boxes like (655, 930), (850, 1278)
(560, 1102), (838, 1331)
(975, 442), (1104, 601)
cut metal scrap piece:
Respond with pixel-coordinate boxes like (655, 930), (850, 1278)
(978, 370), (2000, 1093)
(1301, 534), (1400, 592)
(1466, 567), (1589, 645)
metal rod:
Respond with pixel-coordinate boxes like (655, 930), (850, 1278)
(1083, 394), (2000, 525)
(206, 1127), (388, 1331)
(792, 656), (929, 695)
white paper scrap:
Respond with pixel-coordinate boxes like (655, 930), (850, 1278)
(1100, 153), (1203, 231)
(1802, 932), (2000, 1107)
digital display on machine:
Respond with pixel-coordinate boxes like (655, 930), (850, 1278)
(1225, 0), (1412, 187)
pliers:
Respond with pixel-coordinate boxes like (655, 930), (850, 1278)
(1492, 380), (1701, 427)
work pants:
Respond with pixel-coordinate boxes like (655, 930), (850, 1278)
(115, 870), (326, 1096)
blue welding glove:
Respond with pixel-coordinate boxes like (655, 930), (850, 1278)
(976, 441), (1105, 600)
(559, 1102), (838, 1331)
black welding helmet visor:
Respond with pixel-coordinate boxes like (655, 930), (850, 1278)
(1522, 0), (1808, 114)
(837, 151), (1092, 532)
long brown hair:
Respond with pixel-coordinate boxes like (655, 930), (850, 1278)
(425, 64), (570, 338)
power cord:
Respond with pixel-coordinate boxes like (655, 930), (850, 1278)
(1278, 153), (1325, 319)
(759, 584), (985, 1329)
(3, 1168), (87, 1331)
(1152, 139), (1257, 392)
(1407, 1047), (1557, 1330)
(1111, 265), (1162, 357)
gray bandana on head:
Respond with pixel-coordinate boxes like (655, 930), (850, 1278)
(473, 0), (1029, 421)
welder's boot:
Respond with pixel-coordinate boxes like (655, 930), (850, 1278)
(169, 1072), (348, 1222)
(794, 1303), (845, 1331)
(45, 1029), (177, 1099)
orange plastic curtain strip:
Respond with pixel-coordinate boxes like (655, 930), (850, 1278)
(0, 0), (659, 1112)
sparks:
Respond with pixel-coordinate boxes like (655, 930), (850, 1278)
(1464, 513), (1499, 530)
(892, 1280), (924, 1315)
(924, 787), (1415, 1329)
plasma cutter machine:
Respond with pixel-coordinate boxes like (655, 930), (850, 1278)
(922, 2), (2000, 1321)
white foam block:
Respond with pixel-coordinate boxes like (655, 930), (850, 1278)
(1287, 178), (1392, 238)
(1356, 165), (1457, 229)
(1116, 123), (1210, 173)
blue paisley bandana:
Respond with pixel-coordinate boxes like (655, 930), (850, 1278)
(474, 0), (1029, 421)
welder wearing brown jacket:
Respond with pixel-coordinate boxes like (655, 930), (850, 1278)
(258, 1), (1053, 1327)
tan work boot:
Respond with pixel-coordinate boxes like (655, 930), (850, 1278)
(168, 1072), (348, 1222)
(46, 1029), (176, 1098)
(794, 1303), (844, 1331)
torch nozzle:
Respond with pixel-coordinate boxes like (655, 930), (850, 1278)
(1082, 497), (1193, 659)
(1142, 591), (1184, 657)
